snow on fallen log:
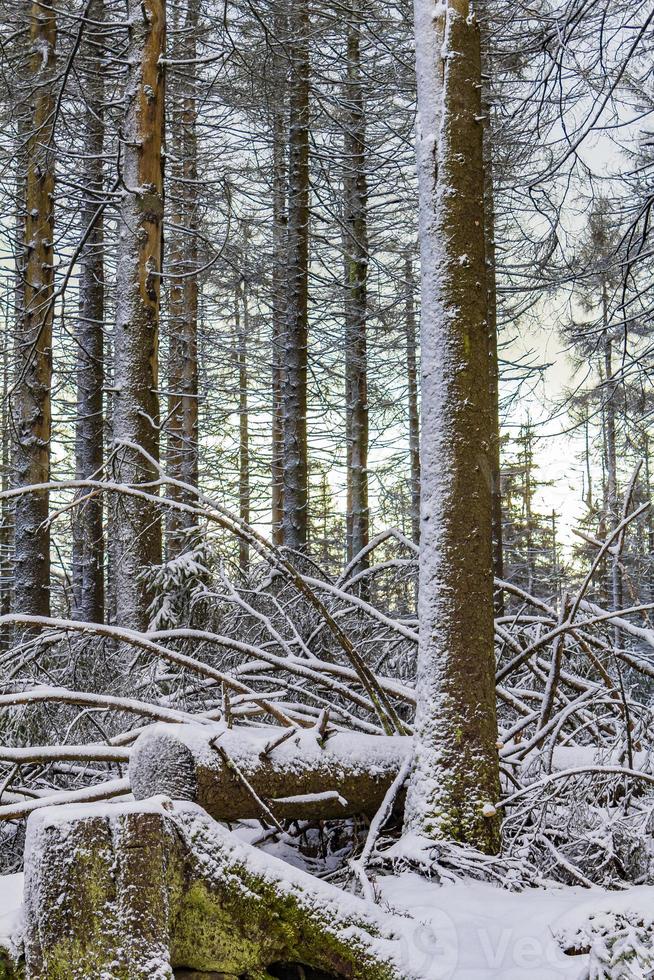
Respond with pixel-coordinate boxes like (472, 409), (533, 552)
(129, 722), (411, 821)
(23, 797), (414, 978)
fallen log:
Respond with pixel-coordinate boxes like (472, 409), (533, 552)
(129, 723), (411, 822)
(24, 797), (414, 979)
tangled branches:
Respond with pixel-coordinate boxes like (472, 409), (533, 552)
(0, 455), (653, 888)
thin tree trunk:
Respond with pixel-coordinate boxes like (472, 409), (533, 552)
(72, 0), (105, 623)
(166, 0), (199, 559)
(270, 0), (287, 547)
(602, 284), (622, 644)
(404, 252), (420, 547)
(343, 1), (369, 565)
(0, 331), (12, 647)
(111, 0), (165, 629)
(281, 0), (310, 550)
(404, 0), (501, 854)
(484, 148), (504, 613)
(237, 281), (250, 570)
(12, 0), (57, 618)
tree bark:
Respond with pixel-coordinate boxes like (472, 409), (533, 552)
(72, 0), (105, 624)
(111, 0), (165, 629)
(0, 331), (12, 646)
(478, 1), (503, 614)
(11, 0), (57, 619)
(343, 2), (369, 565)
(270, 0), (288, 547)
(404, 252), (420, 548)
(404, 0), (501, 853)
(166, 0), (200, 559)
(282, 0), (310, 550)
(483, 140), (504, 614)
(237, 281), (250, 569)
(601, 284), (622, 629)
(130, 723), (410, 822)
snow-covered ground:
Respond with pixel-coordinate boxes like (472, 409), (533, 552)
(378, 873), (654, 979)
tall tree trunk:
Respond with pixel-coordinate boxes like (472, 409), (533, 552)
(237, 280), (250, 570)
(522, 423), (534, 595)
(270, 0), (287, 547)
(404, 252), (420, 547)
(404, 0), (501, 854)
(166, 0), (199, 559)
(281, 0), (310, 550)
(343, 1), (369, 565)
(602, 283), (622, 645)
(0, 331), (12, 647)
(112, 0), (165, 629)
(484, 146), (504, 614)
(12, 0), (57, 618)
(72, 0), (105, 623)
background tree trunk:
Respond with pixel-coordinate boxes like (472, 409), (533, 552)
(111, 0), (165, 629)
(237, 280), (250, 569)
(404, 252), (420, 547)
(404, 0), (501, 854)
(12, 0), (57, 619)
(271, 0), (288, 547)
(166, 0), (200, 559)
(282, 0), (310, 550)
(72, 0), (105, 623)
(0, 327), (12, 647)
(343, 2), (369, 565)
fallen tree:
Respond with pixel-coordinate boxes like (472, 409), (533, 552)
(23, 798), (414, 979)
(129, 722), (411, 822)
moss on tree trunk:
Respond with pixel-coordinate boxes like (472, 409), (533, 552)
(24, 799), (411, 979)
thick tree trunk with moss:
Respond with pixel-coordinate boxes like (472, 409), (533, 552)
(24, 799), (409, 979)
(111, 0), (165, 628)
(130, 723), (410, 822)
(403, 0), (501, 854)
(12, 0), (57, 619)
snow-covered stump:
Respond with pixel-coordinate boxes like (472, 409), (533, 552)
(129, 723), (411, 822)
(23, 798), (411, 979)
(24, 801), (174, 978)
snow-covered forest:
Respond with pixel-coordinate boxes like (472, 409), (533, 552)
(1, 0), (654, 976)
